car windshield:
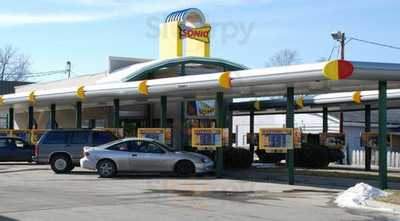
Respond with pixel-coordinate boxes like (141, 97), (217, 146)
(153, 141), (177, 152)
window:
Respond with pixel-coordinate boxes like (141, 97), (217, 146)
(108, 142), (129, 151)
(43, 132), (68, 144)
(147, 142), (165, 154)
(70, 131), (90, 144)
(130, 141), (164, 154)
(92, 132), (114, 146)
(0, 139), (10, 148)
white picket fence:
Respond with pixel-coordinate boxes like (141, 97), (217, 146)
(351, 150), (400, 168)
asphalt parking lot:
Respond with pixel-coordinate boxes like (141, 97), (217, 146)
(0, 163), (398, 221)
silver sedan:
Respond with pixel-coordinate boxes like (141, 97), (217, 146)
(80, 138), (214, 178)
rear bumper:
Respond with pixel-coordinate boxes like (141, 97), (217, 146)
(195, 161), (214, 174)
(80, 158), (97, 170)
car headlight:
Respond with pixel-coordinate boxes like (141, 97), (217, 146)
(201, 158), (211, 163)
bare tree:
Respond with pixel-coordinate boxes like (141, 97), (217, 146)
(266, 49), (301, 67)
(0, 45), (30, 81)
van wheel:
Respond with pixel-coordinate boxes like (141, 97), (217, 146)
(97, 160), (116, 178)
(174, 160), (195, 177)
(50, 155), (70, 174)
(66, 163), (75, 172)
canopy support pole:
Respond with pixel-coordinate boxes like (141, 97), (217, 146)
(75, 101), (82, 129)
(286, 87), (294, 185)
(179, 64), (186, 150)
(249, 108), (255, 162)
(365, 104), (371, 171)
(160, 96), (167, 128)
(216, 91), (225, 178)
(113, 99), (120, 128)
(8, 107), (14, 130)
(50, 104), (56, 129)
(28, 106), (34, 129)
(378, 80), (388, 189)
(323, 105), (328, 133)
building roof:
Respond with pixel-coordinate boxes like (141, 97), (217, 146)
(2, 59), (400, 109)
(15, 56), (247, 93)
(15, 72), (107, 93)
(0, 81), (30, 94)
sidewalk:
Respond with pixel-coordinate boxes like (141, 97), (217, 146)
(224, 165), (400, 189)
(366, 200), (400, 214)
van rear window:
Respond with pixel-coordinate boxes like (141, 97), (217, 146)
(43, 132), (68, 144)
(92, 132), (115, 146)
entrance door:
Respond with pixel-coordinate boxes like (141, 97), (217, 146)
(122, 119), (146, 137)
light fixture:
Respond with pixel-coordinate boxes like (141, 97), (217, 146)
(331, 31), (343, 41)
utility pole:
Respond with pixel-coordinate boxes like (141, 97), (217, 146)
(331, 31), (345, 60)
(331, 31), (346, 163)
(340, 32), (345, 60)
(66, 61), (71, 78)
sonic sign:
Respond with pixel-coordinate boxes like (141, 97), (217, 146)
(160, 8), (211, 58)
(178, 11), (211, 43)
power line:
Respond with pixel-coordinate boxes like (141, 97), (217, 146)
(348, 37), (400, 50)
(328, 44), (339, 60)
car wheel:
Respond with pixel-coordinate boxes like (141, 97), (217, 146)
(175, 160), (195, 177)
(97, 160), (116, 178)
(50, 155), (70, 174)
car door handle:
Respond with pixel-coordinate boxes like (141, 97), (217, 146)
(131, 154), (137, 157)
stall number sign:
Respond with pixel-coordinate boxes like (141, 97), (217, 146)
(192, 128), (222, 149)
(259, 128), (294, 151)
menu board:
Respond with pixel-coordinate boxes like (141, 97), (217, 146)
(319, 133), (346, 149)
(186, 100), (215, 117)
(191, 128), (222, 150)
(259, 128), (294, 152)
(138, 128), (172, 145)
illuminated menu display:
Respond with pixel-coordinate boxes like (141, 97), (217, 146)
(192, 128), (222, 149)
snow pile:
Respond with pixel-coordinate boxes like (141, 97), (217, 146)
(335, 183), (390, 208)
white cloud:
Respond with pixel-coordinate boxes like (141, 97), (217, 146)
(0, 0), (272, 26)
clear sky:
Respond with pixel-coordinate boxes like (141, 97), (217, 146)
(0, 0), (399, 81)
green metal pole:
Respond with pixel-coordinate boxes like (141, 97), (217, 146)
(180, 102), (186, 150)
(365, 104), (371, 171)
(378, 81), (387, 189)
(216, 91), (225, 178)
(75, 101), (82, 129)
(227, 106), (233, 148)
(160, 96), (167, 128)
(249, 108), (255, 162)
(8, 107), (14, 130)
(322, 105), (328, 133)
(113, 99), (120, 128)
(180, 64), (186, 150)
(286, 87), (294, 185)
(50, 104), (56, 129)
(28, 106), (34, 129)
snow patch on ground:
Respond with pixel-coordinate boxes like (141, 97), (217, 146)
(335, 183), (395, 213)
(335, 183), (389, 208)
